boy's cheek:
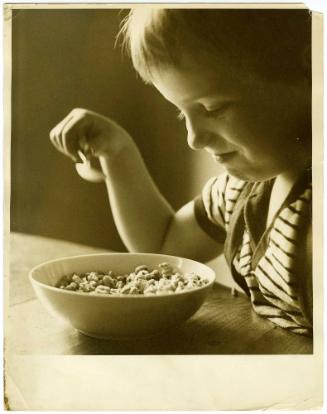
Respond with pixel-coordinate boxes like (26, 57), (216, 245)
(233, 106), (287, 146)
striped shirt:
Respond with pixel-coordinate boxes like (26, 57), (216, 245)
(194, 170), (312, 336)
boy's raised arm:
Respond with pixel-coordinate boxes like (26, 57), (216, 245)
(50, 108), (223, 261)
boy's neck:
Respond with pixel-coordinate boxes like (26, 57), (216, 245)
(266, 162), (310, 228)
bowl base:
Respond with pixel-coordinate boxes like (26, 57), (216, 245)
(77, 329), (164, 341)
(77, 325), (181, 341)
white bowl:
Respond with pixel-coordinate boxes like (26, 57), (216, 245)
(29, 253), (216, 339)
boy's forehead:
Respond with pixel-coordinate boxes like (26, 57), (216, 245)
(151, 56), (247, 104)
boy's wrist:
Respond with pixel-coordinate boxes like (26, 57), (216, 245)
(100, 132), (136, 160)
(99, 139), (140, 175)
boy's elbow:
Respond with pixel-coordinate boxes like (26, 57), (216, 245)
(122, 214), (178, 255)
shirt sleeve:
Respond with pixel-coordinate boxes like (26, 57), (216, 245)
(193, 174), (228, 243)
(194, 194), (226, 243)
(194, 173), (247, 244)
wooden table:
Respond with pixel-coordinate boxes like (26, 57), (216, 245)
(6, 232), (313, 355)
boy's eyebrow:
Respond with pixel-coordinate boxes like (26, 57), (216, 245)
(179, 94), (237, 108)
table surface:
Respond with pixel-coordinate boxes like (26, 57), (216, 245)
(6, 232), (313, 355)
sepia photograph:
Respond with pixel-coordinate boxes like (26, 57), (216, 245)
(3, 2), (324, 410)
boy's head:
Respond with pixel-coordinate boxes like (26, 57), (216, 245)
(120, 8), (311, 181)
(121, 8), (311, 85)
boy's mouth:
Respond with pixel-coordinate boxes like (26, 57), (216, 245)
(213, 151), (237, 163)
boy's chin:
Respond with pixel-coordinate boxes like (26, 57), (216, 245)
(222, 166), (251, 181)
(224, 166), (274, 182)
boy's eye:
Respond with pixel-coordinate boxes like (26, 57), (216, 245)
(176, 103), (231, 122)
(204, 102), (231, 118)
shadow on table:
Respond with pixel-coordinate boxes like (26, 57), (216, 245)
(67, 284), (313, 355)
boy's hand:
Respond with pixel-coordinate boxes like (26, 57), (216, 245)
(49, 108), (133, 162)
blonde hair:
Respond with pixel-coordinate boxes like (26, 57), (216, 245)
(119, 8), (311, 84)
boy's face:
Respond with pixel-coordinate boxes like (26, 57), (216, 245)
(152, 56), (310, 181)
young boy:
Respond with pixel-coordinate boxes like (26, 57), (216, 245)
(50, 9), (312, 336)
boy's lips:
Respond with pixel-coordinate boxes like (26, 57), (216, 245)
(213, 151), (237, 163)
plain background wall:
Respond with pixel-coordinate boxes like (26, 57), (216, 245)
(11, 9), (233, 287)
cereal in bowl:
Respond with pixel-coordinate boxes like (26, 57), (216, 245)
(55, 262), (209, 295)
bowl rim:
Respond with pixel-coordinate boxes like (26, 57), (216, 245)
(29, 252), (216, 299)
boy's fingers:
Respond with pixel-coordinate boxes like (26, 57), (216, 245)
(50, 114), (74, 152)
(78, 136), (93, 160)
(49, 125), (62, 150)
(60, 115), (86, 162)
(61, 129), (76, 159)
(49, 126), (70, 159)
(87, 134), (107, 157)
(50, 109), (103, 162)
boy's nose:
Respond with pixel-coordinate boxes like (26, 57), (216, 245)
(186, 116), (211, 150)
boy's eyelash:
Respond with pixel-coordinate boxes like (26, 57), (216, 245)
(176, 103), (231, 122)
(205, 103), (231, 117)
